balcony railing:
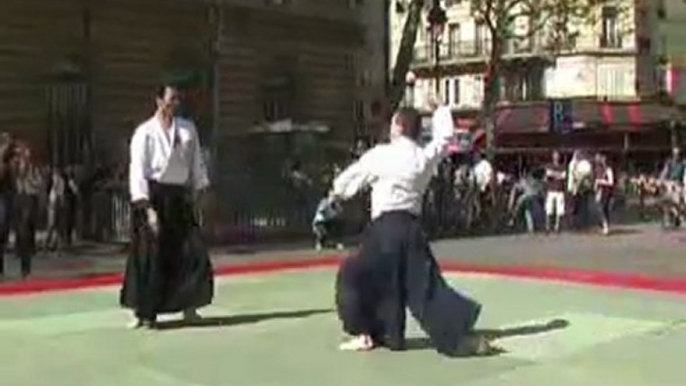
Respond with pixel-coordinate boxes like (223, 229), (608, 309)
(599, 35), (623, 49)
(412, 38), (544, 66)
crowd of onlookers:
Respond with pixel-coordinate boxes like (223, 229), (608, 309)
(2, 128), (683, 264)
(431, 147), (686, 237)
(310, 141), (686, 250)
(0, 132), (90, 279)
(419, 149), (618, 236)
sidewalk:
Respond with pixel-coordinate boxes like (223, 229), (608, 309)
(0, 222), (684, 287)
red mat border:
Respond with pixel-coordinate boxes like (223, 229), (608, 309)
(0, 255), (685, 296)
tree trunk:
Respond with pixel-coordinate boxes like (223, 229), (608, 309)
(482, 38), (504, 162)
(388, 0), (425, 112)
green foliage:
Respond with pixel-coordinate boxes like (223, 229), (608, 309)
(469, 0), (599, 53)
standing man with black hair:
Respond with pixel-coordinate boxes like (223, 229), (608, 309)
(121, 83), (214, 329)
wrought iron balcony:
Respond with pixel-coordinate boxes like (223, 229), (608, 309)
(599, 35), (623, 49)
(411, 38), (545, 67)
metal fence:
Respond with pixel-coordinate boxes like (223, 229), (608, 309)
(83, 167), (644, 245)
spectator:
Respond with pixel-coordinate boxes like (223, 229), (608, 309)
(545, 150), (567, 233)
(593, 153), (615, 235)
(12, 143), (41, 279)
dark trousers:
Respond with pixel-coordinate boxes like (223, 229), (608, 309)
(595, 191), (612, 224)
(313, 219), (342, 246)
(572, 190), (592, 229)
(335, 211), (481, 356)
(14, 194), (37, 277)
(0, 195), (11, 276)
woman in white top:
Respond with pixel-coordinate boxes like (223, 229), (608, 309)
(568, 150), (594, 229)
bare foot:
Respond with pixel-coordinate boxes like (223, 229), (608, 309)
(338, 335), (374, 351)
(460, 334), (502, 356)
(127, 318), (143, 329)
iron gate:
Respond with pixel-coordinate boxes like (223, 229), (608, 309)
(46, 81), (92, 167)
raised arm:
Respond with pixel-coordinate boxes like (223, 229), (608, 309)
(423, 106), (454, 167)
(330, 148), (380, 201)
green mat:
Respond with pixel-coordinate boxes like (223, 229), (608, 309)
(0, 270), (684, 386)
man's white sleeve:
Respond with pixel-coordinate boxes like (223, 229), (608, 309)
(129, 127), (150, 202)
(423, 106), (454, 166)
(331, 148), (379, 200)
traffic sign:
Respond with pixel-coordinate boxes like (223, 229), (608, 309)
(549, 99), (573, 134)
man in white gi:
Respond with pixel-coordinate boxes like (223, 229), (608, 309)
(121, 83), (214, 329)
(331, 103), (494, 356)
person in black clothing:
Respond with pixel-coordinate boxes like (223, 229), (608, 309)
(0, 133), (15, 278)
(12, 143), (41, 279)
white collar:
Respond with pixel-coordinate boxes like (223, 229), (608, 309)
(153, 115), (177, 153)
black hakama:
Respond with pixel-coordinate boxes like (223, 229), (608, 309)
(120, 181), (214, 320)
(335, 211), (481, 357)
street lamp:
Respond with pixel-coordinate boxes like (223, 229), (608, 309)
(405, 71), (416, 107)
(427, 0), (447, 98)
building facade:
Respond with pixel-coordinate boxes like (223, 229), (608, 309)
(389, 0), (686, 162)
(0, 0), (387, 239)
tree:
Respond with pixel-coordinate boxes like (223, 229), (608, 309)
(388, 0), (426, 112)
(470, 0), (599, 160)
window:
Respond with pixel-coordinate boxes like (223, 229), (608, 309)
(598, 64), (632, 99)
(262, 75), (294, 122)
(600, 6), (621, 48)
(443, 78), (451, 104)
(353, 100), (365, 122)
(527, 69), (543, 100)
(502, 69), (540, 101)
(448, 23), (461, 56)
(441, 78), (460, 106)
(473, 75), (485, 105)
(475, 21), (489, 55)
(451, 78), (460, 105)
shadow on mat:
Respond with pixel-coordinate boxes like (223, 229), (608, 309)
(478, 318), (570, 339)
(155, 308), (332, 330)
(404, 318), (570, 356)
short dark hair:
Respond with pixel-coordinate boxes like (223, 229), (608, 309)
(155, 83), (180, 99)
(393, 107), (422, 140)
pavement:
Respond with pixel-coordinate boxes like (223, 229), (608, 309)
(0, 221), (684, 283)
